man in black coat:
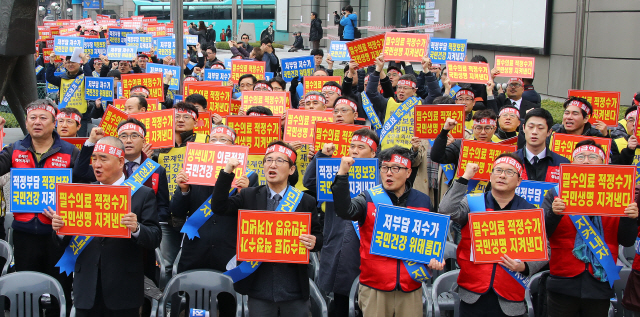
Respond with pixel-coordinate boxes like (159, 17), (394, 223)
(309, 12), (323, 51)
(494, 77), (540, 120)
(48, 136), (161, 317)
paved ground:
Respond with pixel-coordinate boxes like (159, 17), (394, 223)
(3, 128), (24, 145)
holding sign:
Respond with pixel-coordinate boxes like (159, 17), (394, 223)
(515, 180), (557, 208)
(494, 56), (535, 79)
(226, 116), (281, 155)
(550, 133), (611, 163)
(129, 109), (176, 149)
(329, 41), (351, 61)
(568, 90), (620, 127)
(126, 34), (153, 52)
(146, 63), (180, 90)
(184, 143), (249, 186)
(241, 91), (289, 116)
(84, 39), (107, 58)
(414, 105), (465, 139)
(106, 45), (137, 61)
(382, 32), (430, 62)
(85, 77), (114, 101)
(428, 38), (467, 65)
(457, 140), (517, 181)
(316, 158), (379, 202)
(204, 69), (231, 83)
(283, 109), (333, 144)
(303, 76), (342, 94)
(446, 61), (490, 84)
(54, 36), (84, 56)
(121, 73), (164, 102)
(346, 34), (385, 67)
(314, 122), (366, 158)
(10, 168), (72, 213)
(184, 84), (232, 116)
(107, 28), (133, 45)
(99, 106), (128, 137)
(281, 56), (315, 82)
(231, 61), (266, 83)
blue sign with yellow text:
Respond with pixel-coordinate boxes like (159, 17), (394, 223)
(147, 63), (180, 90)
(10, 168), (72, 213)
(106, 45), (137, 60)
(204, 69), (231, 82)
(126, 34), (153, 52)
(316, 158), (379, 202)
(85, 77), (114, 101)
(156, 38), (188, 59)
(281, 56), (315, 82)
(107, 28), (133, 45)
(329, 41), (351, 61)
(54, 37), (84, 56)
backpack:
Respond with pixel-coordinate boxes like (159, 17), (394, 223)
(351, 19), (361, 39)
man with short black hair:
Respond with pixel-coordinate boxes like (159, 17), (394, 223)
(56, 107), (83, 137)
(260, 37), (279, 73)
(492, 77), (539, 120)
(205, 46), (221, 68)
(185, 93), (208, 112)
(123, 96), (148, 114)
(309, 12), (323, 50)
(339, 5), (358, 41)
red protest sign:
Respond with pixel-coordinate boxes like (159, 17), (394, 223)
(241, 91), (289, 116)
(230, 99), (242, 115)
(314, 122), (368, 157)
(382, 32), (430, 62)
(194, 111), (212, 135)
(183, 81), (222, 96)
(468, 209), (548, 263)
(549, 133), (611, 164)
(559, 164), (636, 216)
(457, 140), (517, 181)
(498, 136), (519, 145)
(56, 184), (131, 238)
(284, 109), (333, 144)
(128, 109), (175, 149)
(237, 210), (310, 264)
(38, 26), (51, 40)
(99, 106), (128, 137)
(494, 56), (535, 79)
(61, 137), (89, 151)
(227, 116), (281, 155)
(346, 33), (385, 67)
(231, 60), (266, 83)
(184, 83), (232, 116)
(414, 105), (465, 139)
(184, 143), (249, 186)
(568, 90), (620, 127)
(43, 48), (62, 63)
(446, 61), (491, 84)
(146, 98), (160, 112)
(303, 76), (343, 95)
(121, 73), (164, 102)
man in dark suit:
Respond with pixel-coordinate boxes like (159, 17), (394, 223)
(47, 136), (161, 317)
(495, 77), (540, 120)
(212, 140), (323, 317)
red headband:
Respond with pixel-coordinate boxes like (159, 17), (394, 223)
(93, 143), (124, 158)
(508, 78), (524, 85)
(265, 144), (297, 162)
(568, 100), (591, 115)
(385, 154), (411, 169)
(117, 123), (145, 136)
(27, 104), (57, 118)
(499, 107), (520, 117)
(397, 79), (417, 89)
(473, 118), (497, 126)
(304, 94), (327, 104)
(456, 89), (475, 99)
(211, 126), (236, 141)
(494, 156), (523, 175)
(335, 98), (357, 112)
(254, 83), (272, 91)
(248, 112), (268, 116)
(573, 145), (605, 161)
(56, 112), (81, 124)
(177, 108), (197, 120)
(322, 85), (342, 96)
(130, 87), (150, 96)
(211, 64), (225, 69)
(626, 110), (638, 121)
(351, 134), (377, 152)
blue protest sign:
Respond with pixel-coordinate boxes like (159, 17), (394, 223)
(47, 72), (64, 94)
(108, 28), (133, 45)
(428, 38), (467, 65)
(106, 45), (137, 60)
(156, 38), (188, 59)
(146, 63), (180, 90)
(265, 72), (274, 80)
(85, 77), (114, 101)
(116, 82), (122, 99)
(203, 69), (231, 82)
(224, 59), (233, 69)
(281, 56), (315, 82)
(174, 94), (184, 103)
(10, 168), (72, 213)
(126, 34), (153, 52)
(83, 39), (107, 58)
(316, 158), (379, 202)
(184, 35), (198, 46)
(515, 180), (557, 208)
(329, 41), (351, 61)
(370, 204), (450, 264)
(54, 36), (84, 56)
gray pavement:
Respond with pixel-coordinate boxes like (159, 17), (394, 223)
(3, 128), (24, 145)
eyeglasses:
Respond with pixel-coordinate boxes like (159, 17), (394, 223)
(332, 107), (353, 115)
(118, 133), (143, 141)
(500, 113), (519, 119)
(457, 98), (474, 102)
(175, 115), (194, 121)
(380, 165), (409, 174)
(323, 91), (337, 97)
(209, 137), (232, 143)
(396, 85), (415, 91)
(508, 83), (522, 88)
(492, 167), (518, 177)
(574, 154), (601, 163)
(239, 83), (254, 88)
(264, 157), (289, 166)
(473, 125), (495, 132)
(387, 72), (401, 77)
(242, 37), (249, 40)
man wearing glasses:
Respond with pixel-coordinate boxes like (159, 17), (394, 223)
(495, 77), (539, 120)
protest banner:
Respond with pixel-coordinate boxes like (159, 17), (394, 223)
(414, 105), (465, 139)
(146, 63), (180, 90)
(316, 158), (379, 201)
(85, 77), (114, 101)
(120, 19), (141, 30)
(230, 99), (242, 115)
(146, 23), (167, 37)
(568, 90), (620, 127)
(280, 56), (315, 82)
(54, 36), (84, 56)
(382, 32), (430, 62)
(446, 61), (491, 84)
(10, 168), (72, 213)
(457, 140), (517, 181)
(43, 49), (63, 64)
(194, 111), (212, 135)
(428, 38), (467, 65)
(226, 116), (281, 155)
(56, 184), (131, 238)
(559, 164), (636, 216)
(38, 26), (52, 40)
(231, 60), (266, 83)
(61, 137), (88, 151)
(106, 45), (137, 61)
(283, 109), (333, 144)
(246, 155), (267, 186)
(241, 91), (289, 116)
(329, 41), (350, 61)
(83, 38), (107, 58)
(224, 59), (233, 69)
(236, 210), (311, 263)
(107, 28), (133, 45)
(129, 109), (175, 149)
(203, 69), (231, 83)
(550, 133), (611, 164)
(346, 33), (385, 67)
(184, 34), (198, 45)
(515, 180), (557, 208)
(314, 122), (367, 158)
(494, 56), (535, 79)
(468, 209), (548, 263)
(142, 17), (157, 23)
(184, 83), (232, 116)
(370, 204), (450, 265)
(121, 73), (164, 102)
(303, 76), (343, 94)
(156, 37), (187, 59)
(99, 105), (128, 137)
(184, 143), (249, 186)
(125, 34), (153, 52)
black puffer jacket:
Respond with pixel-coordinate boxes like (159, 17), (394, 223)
(309, 18), (323, 41)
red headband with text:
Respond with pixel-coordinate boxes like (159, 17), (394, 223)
(93, 143), (124, 158)
(568, 100), (591, 115)
(385, 154), (411, 169)
(211, 126), (236, 141)
(265, 144), (297, 162)
(117, 123), (145, 137)
(27, 104), (57, 118)
(508, 77), (524, 86)
(397, 79), (417, 89)
(254, 83), (273, 91)
(177, 108), (197, 120)
(499, 107), (520, 117)
(56, 112), (82, 124)
(494, 156), (523, 175)
(573, 145), (606, 161)
(456, 89), (475, 99)
(351, 134), (377, 152)
(626, 110), (638, 121)
(335, 98), (358, 112)
(473, 118), (497, 127)
(130, 87), (150, 96)
(322, 85), (342, 96)
(304, 94), (327, 104)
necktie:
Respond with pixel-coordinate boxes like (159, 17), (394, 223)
(532, 156), (539, 165)
(268, 194), (282, 211)
(125, 161), (138, 177)
(512, 101), (517, 107)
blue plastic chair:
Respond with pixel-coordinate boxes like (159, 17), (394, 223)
(0, 271), (67, 317)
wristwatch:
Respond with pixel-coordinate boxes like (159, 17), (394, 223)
(133, 222), (140, 234)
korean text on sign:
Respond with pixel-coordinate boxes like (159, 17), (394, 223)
(382, 32), (430, 62)
(370, 204), (450, 264)
(121, 73), (164, 102)
(56, 184), (131, 238)
(184, 143), (249, 187)
(414, 105), (465, 139)
(129, 109), (175, 149)
(54, 36), (84, 56)
(99, 106), (128, 137)
(106, 45), (137, 61)
(457, 140), (517, 181)
(559, 164), (636, 216)
(316, 158), (379, 202)
(281, 56), (315, 82)
(468, 209), (548, 263)
(284, 109), (333, 144)
(446, 61), (490, 84)
(314, 122), (369, 158)
(428, 38), (467, 65)
(125, 34), (153, 52)
(346, 33), (385, 68)
(85, 77), (114, 101)
(10, 168), (72, 213)
(568, 90), (620, 127)
(185, 84), (232, 116)
(203, 69), (231, 83)
(194, 111), (212, 135)
(494, 56), (535, 79)
(226, 116), (281, 155)
(237, 210), (311, 264)
(329, 41), (351, 61)
(303, 76), (343, 95)
(155, 37), (187, 59)
(146, 63), (180, 90)
(107, 28), (133, 45)
(550, 133), (611, 164)
(515, 180), (557, 208)
(84, 39), (107, 58)
(231, 60), (266, 83)
(241, 91), (289, 116)
(61, 137), (89, 151)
